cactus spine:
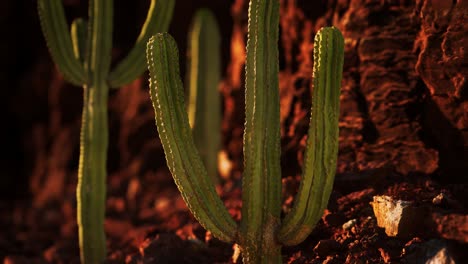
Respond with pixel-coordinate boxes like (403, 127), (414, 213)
(187, 9), (222, 183)
(146, 0), (344, 262)
(37, 1), (174, 263)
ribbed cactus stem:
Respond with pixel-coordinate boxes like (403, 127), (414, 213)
(75, 0), (113, 263)
(239, 0), (282, 263)
(77, 82), (109, 263)
(146, 34), (238, 243)
(37, 0), (86, 85)
(278, 26), (344, 246)
(187, 9), (222, 183)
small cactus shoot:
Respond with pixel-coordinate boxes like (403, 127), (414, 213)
(37, 0), (174, 263)
(146, 0), (344, 261)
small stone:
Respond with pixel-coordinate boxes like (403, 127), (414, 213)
(427, 247), (456, 264)
(403, 239), (456, 264)
(232, 244), (241, 263)
(432, 193), (446, 205)
(370, 195), (422, 237)
(313, 239), (340, 258)
(342, 219), (357, 231)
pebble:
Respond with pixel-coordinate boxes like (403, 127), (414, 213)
(432, 193), (446, 205)
(342, 219), (357, 231)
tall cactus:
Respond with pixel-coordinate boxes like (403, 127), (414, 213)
(146, 0), (344, 263)
(187, 9), (222, 183)
(37, 1), (175, 263)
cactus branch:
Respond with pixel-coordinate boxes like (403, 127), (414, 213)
(146, 34), (238, 243)
(38, 0), (86, 85)
(239, 0), (282, 262)
(108, 0), (175, 88)
(71, 18), (88, 64)
(278, 27), (344, 246)
(187, 9), (222, 183)
(87, 0), (113, 83)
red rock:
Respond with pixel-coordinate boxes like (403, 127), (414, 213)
(371, 195), (424, 237)
(431, 213), (468, 243)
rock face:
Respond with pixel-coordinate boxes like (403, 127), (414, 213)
(414, 0), (468, 181)
(290, 0), (467, 180)
(335, 0), (440, 176)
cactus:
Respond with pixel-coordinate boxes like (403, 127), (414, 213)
(146, 0), (344, 262)
(187, 9), (222, 183)
(37, 0), (174, 263)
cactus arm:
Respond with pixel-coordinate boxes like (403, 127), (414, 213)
(278, 27), (344, 246)
(70, 18), (88, 64)
(146, 34), (238, 243)
(240, 0), (282, 262)
(37, 0), (86, 85)
(87, 0), (113, 83)
(187, 9), (222, 183)
(108, 0), (175, 88)
(76, 0), (113, 263)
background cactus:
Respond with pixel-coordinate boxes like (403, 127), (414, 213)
(187, 9), (222, 183)
(146, 0), (344, 262)
(37, 0), (174, 263)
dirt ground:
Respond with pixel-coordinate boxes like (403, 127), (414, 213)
(0, 0), (467, 263)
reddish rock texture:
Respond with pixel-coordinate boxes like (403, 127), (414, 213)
(0, 0), (467, 263)
(415, 0), (468, 181)
(278, 0), (440, 178)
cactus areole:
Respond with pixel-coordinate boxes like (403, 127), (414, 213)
(146, 0), (344, 263)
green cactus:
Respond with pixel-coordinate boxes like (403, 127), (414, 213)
(37, 0), (174, 263)
(187, 9), (222, 183)
(146, 0), (344, 262)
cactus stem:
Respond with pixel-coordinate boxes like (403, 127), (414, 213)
(278, 26), (344, 246)
(239, 0), (282, 262)
(77, 82), (108, 264)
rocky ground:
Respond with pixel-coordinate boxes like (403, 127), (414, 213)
(0, 0), (467, 263)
